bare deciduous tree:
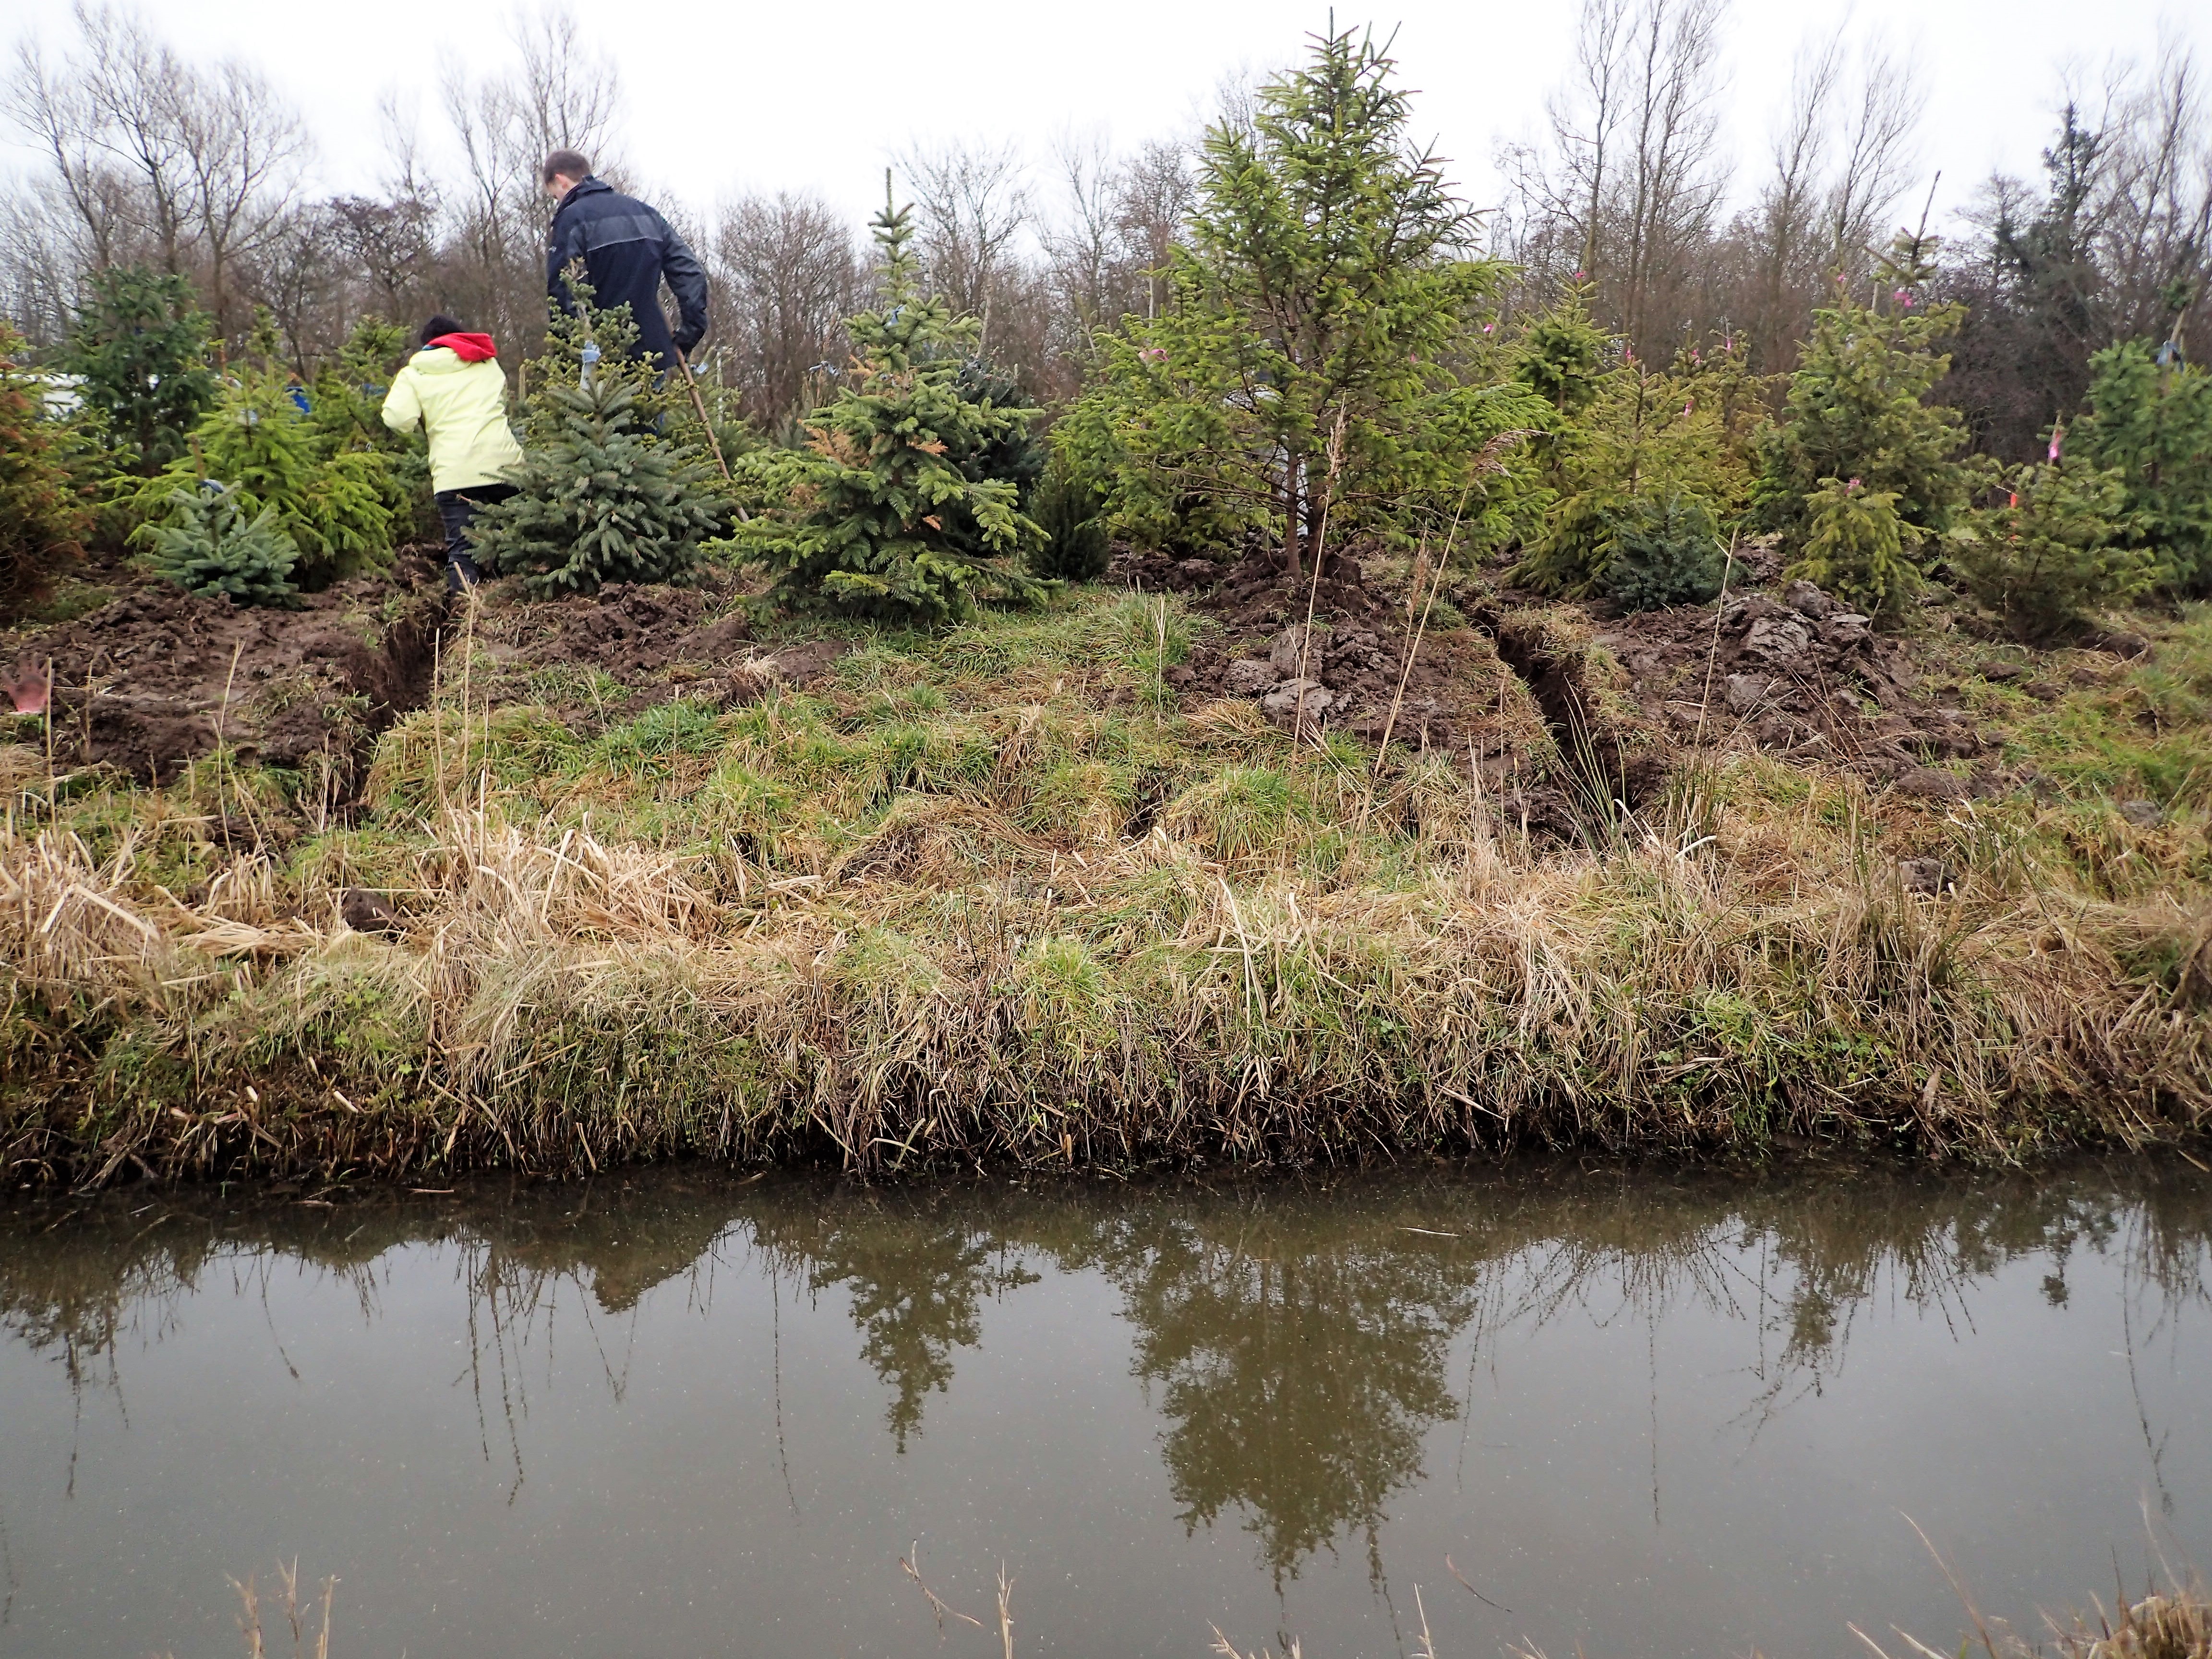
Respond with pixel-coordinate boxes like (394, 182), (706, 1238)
(4, 1), (308, 348)
(1612, 0), (1731, 347)
(436, 5), (623, 351)
(1737, 26), (1924, 371)
(2095, 34), (2212, 349)
(7, 5), (195, 277)
(175, 55), (309, 340)
(1115, 137), (1197, 321)
(1499, 0), (1731, 355)
(898, 138), (1032, 342)
(709, 190), (858, 429)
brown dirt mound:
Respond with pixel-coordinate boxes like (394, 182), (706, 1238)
(469, 580), (848, 726)
(1131, 537), (2044, 803)
(1594, 579), (2013, 791)
(6, 556), (444, 785)
(1156, 548), (1536, 758)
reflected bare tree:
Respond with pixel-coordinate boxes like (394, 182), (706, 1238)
(749, 1190), (1037, 1451)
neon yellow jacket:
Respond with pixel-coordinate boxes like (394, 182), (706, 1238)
(380, 346), (525, 494)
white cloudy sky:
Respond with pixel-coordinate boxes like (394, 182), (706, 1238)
(3, 0), (2204, 234)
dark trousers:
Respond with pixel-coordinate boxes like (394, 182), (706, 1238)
(435, 484), (517, 592)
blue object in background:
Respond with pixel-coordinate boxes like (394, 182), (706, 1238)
(289, 385), (311, 414)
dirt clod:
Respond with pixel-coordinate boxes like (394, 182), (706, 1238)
(341, 889), (404, 936)
(1897, 767), (1969, 801)
(5, 561), (443, 785)
(1898, 857), (1953, 895)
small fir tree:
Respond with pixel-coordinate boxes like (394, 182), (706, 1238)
(733, 180), (1047, 623)
(1791, 478), (1918, 615)
(1600, 496), (1736, 612)
(1952, 459), (2151, 641)
(0, 324), (90, 619)
(309, 316), (440, 543)
(2072, 338), (2212, 594)
(470, 274), (722, 595)
(472, 375), (721, 595)
(1512, 295), (1766, 603)
(946, 357), (1049, 552)
(1515, 280), (1609, 418)
(1755, 241), (1972, 567)
(63, 265), (218, 475)
(127, 344), (394, 590)
(1029, 450), (1112, 582)
(140, 483), (299, 606)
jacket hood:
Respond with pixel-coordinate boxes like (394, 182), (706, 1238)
(418, 333), (498, 366)
(559, 176), (613, 208)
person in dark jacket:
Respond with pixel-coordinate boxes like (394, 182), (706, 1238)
(541, 148), (709, 370)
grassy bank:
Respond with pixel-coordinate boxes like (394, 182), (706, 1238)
(4, 582), (2211, 1185)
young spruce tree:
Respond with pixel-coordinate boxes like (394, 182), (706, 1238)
(139, 484), (300, 607)
(736, 179), (1046, 623)
(1951, 458), (2151, 642)
(472, 283), (722, 597)
(2072, 338), (2212, 594)
(1755, 241), (1972, 613)
(63, 265), (218, 476)
(126, 320), (393, 594)
(1511, 282), (1764, 607)
(0, 324), (89, 619)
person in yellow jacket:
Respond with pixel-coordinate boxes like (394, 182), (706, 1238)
(381, 314), (526, 591)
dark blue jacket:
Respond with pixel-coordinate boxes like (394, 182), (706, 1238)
(546, 177), (709, 366)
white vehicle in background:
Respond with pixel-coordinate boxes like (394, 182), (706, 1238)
(32, 372), (84, 418)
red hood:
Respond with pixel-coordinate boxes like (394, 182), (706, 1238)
(425, 332), (498, 362)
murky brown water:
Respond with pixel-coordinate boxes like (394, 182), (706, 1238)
(0, 1160), (2206, 1658)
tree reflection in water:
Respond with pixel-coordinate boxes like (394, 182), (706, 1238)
(748, 1188), (1038, 1450)
(1072, 1197), (1479, 1583)
(1, 1163), (2205, 1578)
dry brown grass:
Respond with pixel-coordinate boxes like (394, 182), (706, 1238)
(3, 744), (2206, 1185)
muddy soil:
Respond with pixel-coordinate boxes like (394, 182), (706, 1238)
(1131, 547), (1543, 758)
(4, 554), (446, 785)
(468, 579), (847, 729)
(1119, 543), (2107, 816)
(3, 560), (854, 794)
(2, 537), (2114, 825)
(1590, 580), (2033, 800)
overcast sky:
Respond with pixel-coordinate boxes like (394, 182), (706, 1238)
(4, 0), (2205, 238)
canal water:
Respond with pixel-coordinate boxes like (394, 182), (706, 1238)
(0, 1160), (2205, 1658)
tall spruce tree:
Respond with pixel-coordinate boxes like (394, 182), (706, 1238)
(1060, 26), (1548, 573)
(63, 266), (218, 476)
(735, 179), (1046, 623)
